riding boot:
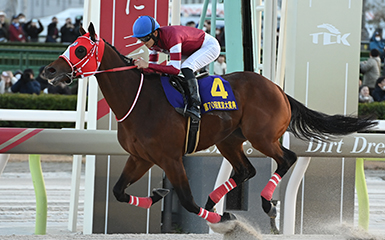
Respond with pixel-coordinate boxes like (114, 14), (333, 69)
(184, 77), (201, 121)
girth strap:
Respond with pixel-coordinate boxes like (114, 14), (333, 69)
(185, 117), (200, 154)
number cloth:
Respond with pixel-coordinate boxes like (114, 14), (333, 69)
(161, 75), (238, 114)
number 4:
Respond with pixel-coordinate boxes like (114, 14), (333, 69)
(211, 78), (228, 99)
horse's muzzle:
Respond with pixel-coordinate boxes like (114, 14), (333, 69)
(43, 66), (72, 86)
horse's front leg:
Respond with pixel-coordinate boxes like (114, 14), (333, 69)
(113, 155), (169, 208)
(161, 158), (233, 224)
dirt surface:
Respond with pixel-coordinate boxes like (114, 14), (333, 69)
(8, 154), (83, 163)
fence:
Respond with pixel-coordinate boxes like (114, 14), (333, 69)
(0, 42), (67, 73)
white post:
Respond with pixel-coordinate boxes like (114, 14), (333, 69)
(208, 158), (232, 233)
(77, 0), (101, 233)
(262, 0), (277, 80)
(282, 157), (311, 235)
(68, 77), (88, 232)
(275, 0), (287, 88)
(0, 154), (10, 176)
(251, 0), (263, 73)
(170, 0), (180, 25)
(83, 76), (99, 234)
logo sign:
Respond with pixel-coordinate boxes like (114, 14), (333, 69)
(310, 23), (351, 46)
(306, 136), (385, 155)
(100, 0), (169, 56)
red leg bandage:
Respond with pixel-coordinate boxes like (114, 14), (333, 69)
(209, 178), (237, 203)
(261, 173), (282, 201)
(128, 195), (152, 209)
(198, 208), (221, 223)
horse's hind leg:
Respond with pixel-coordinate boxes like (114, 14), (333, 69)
(160, 157), (228, 224)
(113, 155), (168, 209)
(252, 141), (297, 217)
(204, 131), (256, 211)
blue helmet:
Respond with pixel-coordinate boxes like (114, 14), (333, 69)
(132, 16), (160, 38)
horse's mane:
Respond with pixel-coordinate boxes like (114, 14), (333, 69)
(104, 40), (134, 66)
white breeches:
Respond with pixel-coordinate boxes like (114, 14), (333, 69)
(181, 33), (221, 73)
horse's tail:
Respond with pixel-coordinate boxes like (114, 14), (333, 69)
(286, 94), (377, 141)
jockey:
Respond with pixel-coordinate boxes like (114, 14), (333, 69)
(132, 15), (221, 122)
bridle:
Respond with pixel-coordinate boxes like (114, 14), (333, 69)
(59, 33), (137, 83)
(59, 33), (143, 122)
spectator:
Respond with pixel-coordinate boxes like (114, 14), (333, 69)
(371, 76), (385, 102)
(0, 71), (17, 94)
(360, 48), (381, 93)
(35, 66), (50, 91)
(203, 20), (211, 34)
(24, 19), (43, 42)
(0, 11), (9, 42)
(213, 54), (227, 75)
(369, 31), (385, 62)
(8, 15), (26, 42)
(60, 17), (77, 44)
(358, 85), (374, 103)
(17, 13), (27, 35)
(216, 26), (225, 48)
(17, 13), (26, 27)
(73, 15), (83, 38)
(185, 21), (196, 28)
(46, 17), (59, 43)
(13, 70), (22, 81)
(11, 69), (40, 94)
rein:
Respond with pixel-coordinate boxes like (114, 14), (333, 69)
(116, 72), (144, 122)
(81, 65), (138, 77)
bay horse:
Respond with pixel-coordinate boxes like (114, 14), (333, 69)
(43, 23), (376, 228)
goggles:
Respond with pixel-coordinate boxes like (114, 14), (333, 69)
(137, 34), (152, 42)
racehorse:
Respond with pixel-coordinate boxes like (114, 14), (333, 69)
(43, 23), (376, 228)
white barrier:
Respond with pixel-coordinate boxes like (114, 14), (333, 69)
(2, 128), (385, 157)
(0, 109), (88, 122)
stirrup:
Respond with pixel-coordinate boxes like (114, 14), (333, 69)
(185, 106), (201, 121)
(185, 112), (200, 122)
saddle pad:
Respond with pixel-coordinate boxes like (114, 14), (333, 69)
(160, 75), (238, 114)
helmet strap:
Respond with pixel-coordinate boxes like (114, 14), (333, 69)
(150, 30), (159, 45)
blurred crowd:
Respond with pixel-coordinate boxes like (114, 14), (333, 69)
(0, 66), (74, 95)
(0, 11), (82, 43)
(0, 11), (81, 96)
(359, 29), (385, 104)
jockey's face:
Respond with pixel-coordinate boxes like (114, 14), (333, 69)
(142, 37), (155, 48)
(139, 30), (157, 49)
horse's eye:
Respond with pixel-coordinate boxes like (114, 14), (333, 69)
(75, 46), (87, 59)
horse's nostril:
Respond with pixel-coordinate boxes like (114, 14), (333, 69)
(46, 67), (56, 74)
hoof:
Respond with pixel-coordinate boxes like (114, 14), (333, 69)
(270, 218), (279, 234)
(152, 188), (170, 198)
(267, 204), (277, 219)
(220, 212), (237, 222)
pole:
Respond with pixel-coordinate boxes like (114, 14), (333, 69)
(0, 154), (10, 176)
(355, 158), (369, 230)
(283, 157), (311, 235)
(29, 154), (47, 235)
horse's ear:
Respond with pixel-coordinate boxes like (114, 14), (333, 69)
(79, 26), (86, 36)
(88, 22), (96, 41)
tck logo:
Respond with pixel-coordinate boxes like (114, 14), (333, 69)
(310, 23), (350, 46)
